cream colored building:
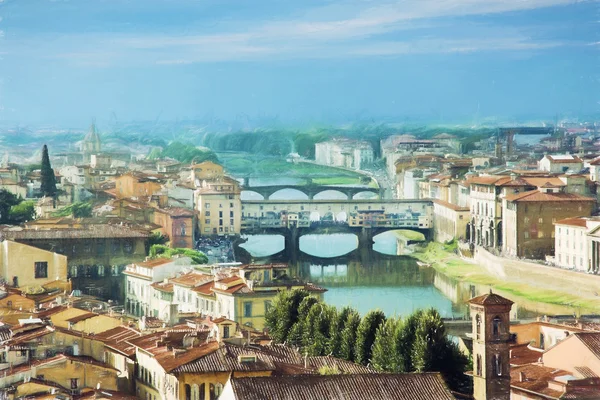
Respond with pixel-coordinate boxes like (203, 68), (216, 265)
(195, 176), (241, 236)
(432, 199), (470, 243)
(0, 240), (67, 289)
(124, 257), (195, 318)
(554, 217), (600, 271)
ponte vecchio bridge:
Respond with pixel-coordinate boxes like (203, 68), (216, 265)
(239, 199), (434, 259)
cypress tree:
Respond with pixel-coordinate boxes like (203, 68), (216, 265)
(339, 309), (361, 362)
(355, 309), (386, 366)
(328, 306), (352, 357)
(264, 289), (310, 343)
(287, 296), (319, 347)
(40, 144), (57, 197)
(394, 309), (423, 372)
(371, 317), (400, 372)
(303, 303), (335, 356)
(412, 308), (447, 372)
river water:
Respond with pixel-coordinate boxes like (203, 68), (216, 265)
(236, 179), (554, 321)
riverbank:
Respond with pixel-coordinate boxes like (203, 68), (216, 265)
(412, 242), (600, 315)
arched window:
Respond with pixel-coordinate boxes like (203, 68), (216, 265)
(181, 223), (187, 236)
(476, 314), (481, 340)
(199, 383), (206, 400)
(493, 316), (502, 338)
(493, 354), (502, 376)
(209, 383), (216, 400)
(476, 354), (482, 376)
(185, 384), (191, 400)
(215, 383), (223, 397)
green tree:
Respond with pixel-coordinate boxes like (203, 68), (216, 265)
(8, 201), (35, 223)
(0, 189), (20, 223)
(287, 296), (319, 347)
(339, 309), (361, 362)
(371, 317), (400, 372)
(52, 202), (92, 218)
(328, 306), (352, 357)
(148, 232), (169, 246)
(355, 309), (386, 365)
(412, 308), (447, 373)
(264, 289), (310, 343)
(40, 144), (57, 197)
(394, 309), (424, 372)
(149, 244), (208, 264)
(303, 303), (336, 356)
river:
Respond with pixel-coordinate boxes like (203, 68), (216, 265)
(236, 178), (552, 320)
(237, 231), (550, 320)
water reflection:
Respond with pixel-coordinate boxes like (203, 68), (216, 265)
(236, 233), (567, 321)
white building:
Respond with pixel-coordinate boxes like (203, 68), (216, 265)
(538, 154), (583, 174)
(123, 257), (194, 317)
(554, 217), (600, 272)
(315, 139), (374, 170)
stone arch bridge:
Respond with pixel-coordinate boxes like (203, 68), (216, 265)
(241, 184), (382, 200)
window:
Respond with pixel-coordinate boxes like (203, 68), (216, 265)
(205, 203), (210, 209)
(524, 232), (529, 239)
(223, 325), (230, 338)
(230, 202), (234, 208)
(476, 314), (481, 340)
(34, 262), (48, 279)
(205, 211), (210, 216)
(492, 316), (501, 338)
(180, 223), (186, 236)
(476, 354), (482, 376)
(230, 219), (234, 226)
(71, 378), (79, 389)
(230, 211), (234, 218)
(538, 217), (543, 223)
(205, 219), (210, 224)
(493, 354), (502, 376)
(243, 301), (252, 317)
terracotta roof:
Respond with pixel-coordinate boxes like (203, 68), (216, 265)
(469, 292), (514, 306)
(504, 190), (596, 203)
(227, 373), (455, 400)
(574, 332), (600, 360)
(0, 225), (150, 240)
(555, 217), (589, 228)
(509, 343), (544, 366)
(433, 199), (469, 212)
(192, 281), (215, 296)
(467, 175), (511, 186)
(65, 312), (97, 324)
(93, 325), (141, 357)
(510, 364), (570, 398)
(136, 258), (173, 268)
(212, 283), (250, 294)
(151, 281), (174, 293)
(170, 272), (212, 287)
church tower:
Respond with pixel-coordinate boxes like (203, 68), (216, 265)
(82, 121), (102, 160)
(469, 290), (513, 400)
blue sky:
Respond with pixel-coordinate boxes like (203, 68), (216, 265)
(0, 0), (598, 127)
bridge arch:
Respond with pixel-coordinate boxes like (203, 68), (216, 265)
(336, 211), (348, 222)
(352, 191), (380, 200)
(313, 190), (349, 200)
(240, 190), (265, 200)
(269, 188), (309, 200)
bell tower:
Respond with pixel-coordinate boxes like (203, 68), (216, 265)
(469, 290), (513, 400)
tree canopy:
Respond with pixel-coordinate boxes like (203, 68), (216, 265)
(148, 244), (208, 265)
(264, 289), (470, 393)
(0, 190), (35, 224)
(52, 202), (92, 218)
(148, 141), (219, 164)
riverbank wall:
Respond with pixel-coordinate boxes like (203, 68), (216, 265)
(474, 247), (600, 304)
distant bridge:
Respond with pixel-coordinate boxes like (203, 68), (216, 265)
(241, 184), (381, 200)
(239, 199), (433, 259)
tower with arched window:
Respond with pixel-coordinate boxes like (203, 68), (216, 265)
(469, 290), (513, 400)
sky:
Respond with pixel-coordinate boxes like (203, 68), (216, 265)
(0, 0), (598, 127)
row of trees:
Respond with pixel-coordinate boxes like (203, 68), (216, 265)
(149, 244), (208, 264)
(147, 142), (219, 164)
(0, 190), (35, 224)
(265, 290), (470, 393)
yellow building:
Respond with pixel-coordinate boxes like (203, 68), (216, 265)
(114, 172), (167, 198)
(195, 176), (242, 236)
(49, 307), (124, 334)
(0, 240), (67, 290)
(191, 161), (224, 181)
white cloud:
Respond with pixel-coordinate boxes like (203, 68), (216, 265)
(4, 0), (588, 66)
